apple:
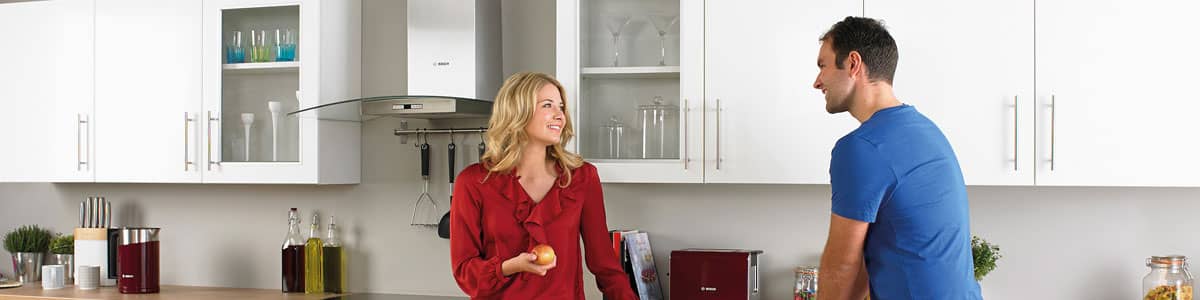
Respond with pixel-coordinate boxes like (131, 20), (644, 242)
(531, 244), (556, 265)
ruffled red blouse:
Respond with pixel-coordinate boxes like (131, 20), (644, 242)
(449, 162), (636, 300)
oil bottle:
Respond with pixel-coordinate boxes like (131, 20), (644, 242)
(304, 212), (324, 293)
(323, 216), (346, 293)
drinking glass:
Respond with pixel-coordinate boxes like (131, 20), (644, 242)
(603, 15), (632, 67)
(225, 31), (245, 63)
(648, 15), (679, 66)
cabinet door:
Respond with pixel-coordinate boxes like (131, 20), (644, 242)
(94, 0), (203, 183)
(704, 0), (861, 184)
(866, 0), (1035, 185)
(0, 0), (95, 182)
(557, 0), (704, 183)
(1036, 0), (1200, 186)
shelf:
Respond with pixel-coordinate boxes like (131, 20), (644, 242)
(581, 66), (680, 79)
(222, 61), (299, 74)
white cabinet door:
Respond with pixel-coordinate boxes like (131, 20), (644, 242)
(0, 0), (95, 182)
(556, 0), (704, 183)
(704, 0), (861, 184)
(1036, 0), (1200, 186)
(866, 0), (1035, 185)
(201, 0), (360, 184)
(94, 0), (203, 183)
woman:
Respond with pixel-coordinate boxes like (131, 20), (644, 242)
(450, 72), (637, 299)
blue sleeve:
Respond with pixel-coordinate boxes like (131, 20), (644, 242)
(830, 135), (895, 223)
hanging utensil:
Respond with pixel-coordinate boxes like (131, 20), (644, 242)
(477, 130), (486, 163)
(438, 133), (456, 239)
(411, 131), (439, 228)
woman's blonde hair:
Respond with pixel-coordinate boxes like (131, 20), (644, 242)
(481, 72), (583, 187)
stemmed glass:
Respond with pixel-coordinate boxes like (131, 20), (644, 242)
(648, 14), (679, 66)
(603, 15), (632, 67)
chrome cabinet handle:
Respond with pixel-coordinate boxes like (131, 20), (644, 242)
(184, 112), (194, 171)
(207, 111), (221, 170)
(1049, 95), (1056, 171)
(1012, 95), (1019, 172)
(77, 114), (89, 171)
(715, 99), (722, 171)
(682, 98), (689, 170)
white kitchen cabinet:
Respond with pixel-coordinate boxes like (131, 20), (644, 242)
(556, 0), (704, 183)
(201, 0), (361, 184)
(1034, 0), (1200, 186)
(94, 0), (204, 183)
(865, 0), (1035, 185)
(0, 0), (95, 182)
(703, 0), (862, 184)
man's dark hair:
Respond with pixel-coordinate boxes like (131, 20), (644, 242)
(820, 16), (899, 85)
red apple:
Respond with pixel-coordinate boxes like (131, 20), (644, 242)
(531, 244), (556, 265)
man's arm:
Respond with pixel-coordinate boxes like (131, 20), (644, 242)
(817, 213), (870, 300)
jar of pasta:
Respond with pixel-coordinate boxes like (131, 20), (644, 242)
(794, 266), (818, 300)
(1144, 255), (1194, 300)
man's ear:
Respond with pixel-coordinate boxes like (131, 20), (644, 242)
(846, 51), (867, 79)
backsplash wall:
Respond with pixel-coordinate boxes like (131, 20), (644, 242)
(2, 1), (1198, 300)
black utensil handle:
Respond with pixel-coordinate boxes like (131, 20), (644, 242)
(448, 143), (457, 183)
(420, 143), (430, 177)
(478, 142), (486, 159)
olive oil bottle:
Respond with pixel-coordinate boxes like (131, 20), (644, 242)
(304, 212), (324, 293)
(323, 216), (346, 293)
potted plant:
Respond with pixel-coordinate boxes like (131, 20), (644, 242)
(3, 225), (52, 283)
(49, 234), (74, 282)
(972, 235), (1002, 282)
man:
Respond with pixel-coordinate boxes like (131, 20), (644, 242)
(813, 17), (981, 300)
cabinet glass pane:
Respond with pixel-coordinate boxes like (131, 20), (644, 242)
(221, 6), (300, 163)
(579, 0), (682, 160)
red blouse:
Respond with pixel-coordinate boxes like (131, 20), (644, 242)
(449, 162), (636, 300)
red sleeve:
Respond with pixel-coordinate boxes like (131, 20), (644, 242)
(577, 164), (638, 300)
(449, 166), (514, 297)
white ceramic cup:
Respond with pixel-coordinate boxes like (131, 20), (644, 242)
(41, 265), (64, 289)
(76, 265), (100, 290)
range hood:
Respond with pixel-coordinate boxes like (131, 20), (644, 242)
(290, 0), (500, 120)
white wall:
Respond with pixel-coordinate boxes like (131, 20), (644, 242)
(2, 1), (1198, 300)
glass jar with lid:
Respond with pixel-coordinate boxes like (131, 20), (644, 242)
(636, 96), (679, 159)
(1143, 255), (1194, 300)
(794, 266), (818, 300)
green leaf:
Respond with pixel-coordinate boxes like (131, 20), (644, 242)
(972, 235), (1002, 281)
(2, 225), (54, 253)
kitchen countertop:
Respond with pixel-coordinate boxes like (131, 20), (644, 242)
(0, 284), (346, 300)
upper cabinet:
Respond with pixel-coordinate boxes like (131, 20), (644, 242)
(557, 0), (704, 183)
(0, 0), (95, 182)
(865, 0), (1035, 186)
(201, 0), (361, 184)
(1034, 0), (1200, 187)
(94, 0), (203, 183)
(0, 0), (361, 184)
(704, 0), (861, 184)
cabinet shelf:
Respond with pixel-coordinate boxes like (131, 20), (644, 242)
(581, 66), (680, 79)
(222, 61), (299, 74)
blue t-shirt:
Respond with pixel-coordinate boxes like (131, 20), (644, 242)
(829, 104), (981, 300)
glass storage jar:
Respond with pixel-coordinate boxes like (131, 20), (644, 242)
(1143, 255), (1193, 300)
(795, 266), (818, 300)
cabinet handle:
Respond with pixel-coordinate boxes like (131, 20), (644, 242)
(77, 114), (88, 171)
(184, 112), (194, 171)
(1012, 95), (1019, 172)
(1048, 95), (1056, 171)
(715, 99), (722, 171)
(682, 98), (689, 170)
(207, 111), (221, 170)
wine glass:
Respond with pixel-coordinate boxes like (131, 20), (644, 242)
(603, 15), (632, 67)
(648, 15), (679, 66)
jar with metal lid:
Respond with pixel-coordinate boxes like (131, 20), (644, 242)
(795, 266), (818, 300)
(1143, 255), (1194, 300)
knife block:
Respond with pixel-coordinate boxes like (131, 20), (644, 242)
(74, 228), (117, 287)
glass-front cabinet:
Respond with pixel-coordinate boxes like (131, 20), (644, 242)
(557, 0), (703, 183)
(202, 0), (360, 184)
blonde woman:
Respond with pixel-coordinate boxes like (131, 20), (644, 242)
(449, 72), (636, 299)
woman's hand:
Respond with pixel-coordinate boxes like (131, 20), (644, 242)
(501, 252), (557, 276)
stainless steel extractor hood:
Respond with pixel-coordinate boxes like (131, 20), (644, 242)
(289, 0), (500, 120)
